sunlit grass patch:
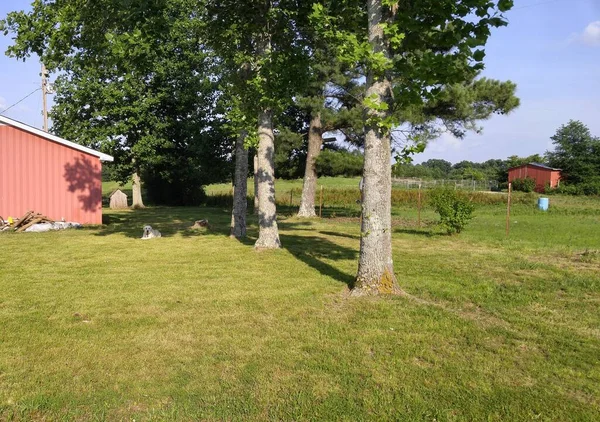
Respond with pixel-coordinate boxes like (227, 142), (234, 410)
(1, 191), (599, 420)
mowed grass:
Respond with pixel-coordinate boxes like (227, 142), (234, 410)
(0, 183), (599, 420)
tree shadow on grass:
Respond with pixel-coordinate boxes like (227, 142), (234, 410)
(318, 231), (360, 240)
(394, 227), (446, 237)
(95, 206), (233, 239)
(280, 234), (357, 288)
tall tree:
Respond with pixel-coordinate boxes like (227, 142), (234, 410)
(203, 0), (312, 249)
(312, 0), (514, 295)
(230, 131), (248, 238)
(295, 1), (365, 217)
(546, 120), (600, 185)
(295, 75), (519, 217)
(296, 83), (365, 217)
(1, 0), (226, 206)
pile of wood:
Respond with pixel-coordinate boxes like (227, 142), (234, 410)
(0, 210), (55, 232)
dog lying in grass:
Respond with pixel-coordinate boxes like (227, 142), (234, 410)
(141, 225), (161, 240)
(191, 219), (211, 230)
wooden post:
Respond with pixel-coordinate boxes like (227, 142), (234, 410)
(41, 63), (49, 132)
(506, 182), (512, 237)
(417, 183), (422, 227)
(319, 185), (323, 218)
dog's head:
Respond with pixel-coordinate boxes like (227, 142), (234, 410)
(143, 225), (153, 237)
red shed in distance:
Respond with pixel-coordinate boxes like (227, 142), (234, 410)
(507, 163), (561, 193)
(0, 115), (113, 224)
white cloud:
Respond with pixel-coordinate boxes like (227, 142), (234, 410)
(569, 21), (600, 46)
(426, 132), (463, 154)
(582, 21), (600, 45)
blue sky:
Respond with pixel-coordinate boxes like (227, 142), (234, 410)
(1, 0), (599, 164)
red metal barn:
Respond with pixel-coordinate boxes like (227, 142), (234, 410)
(507, 163), (561, 193)
(0, 116), (113, 224)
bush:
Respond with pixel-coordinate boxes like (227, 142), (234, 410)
(547, 181), (600, 196)
(512, 177), (536, 193)
(429, 188), (475, 234)
(580, 181), (600, 196)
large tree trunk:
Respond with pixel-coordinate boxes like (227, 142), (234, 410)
(131, 170), (145, 209)
(297, 112), (323, 217)
(253, 154), (259, 214)
(230, 131), (248, 238)
(254, 109), (281, 249)
(352, 0), (401, 296)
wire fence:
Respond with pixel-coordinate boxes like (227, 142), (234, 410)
(392, 178), (499, 191)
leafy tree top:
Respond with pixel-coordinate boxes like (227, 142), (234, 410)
(546, 120), (600, 184)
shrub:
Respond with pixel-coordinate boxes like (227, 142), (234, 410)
(429, 188), (475, 234)
(580, 181), (600, 196)
(512, 177), (536, 193)
(547, 181), (600, 196)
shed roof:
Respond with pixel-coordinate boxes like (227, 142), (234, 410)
(508, 162), (561, 172)
(109, 189), (127, 198)
(0, 115), (114, 162)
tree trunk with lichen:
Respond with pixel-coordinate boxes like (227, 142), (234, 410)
(254, 109), (281, 249)
(230, 131), (248, 238)
(297, 112), (323, 218)
(131, 170), (145, 209)
(352, 0), (401, 296)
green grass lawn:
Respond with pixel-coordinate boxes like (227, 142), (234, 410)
(1, 182), (599, 420)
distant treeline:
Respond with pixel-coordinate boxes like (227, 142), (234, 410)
(275, 147), (543, 186)
(392, 155), (546, 184)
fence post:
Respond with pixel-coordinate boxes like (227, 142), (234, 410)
(506, 182), (512, 237)
(418, 183), (422, 227)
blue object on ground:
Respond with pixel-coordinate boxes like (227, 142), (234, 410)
(538, 197), (549, 211)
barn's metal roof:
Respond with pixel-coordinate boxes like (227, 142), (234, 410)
(508, 162), (561, 171)
(529, 162), (561, 171)
(0, 115), (114, 162)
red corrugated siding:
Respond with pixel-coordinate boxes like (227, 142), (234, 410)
(0, 124), (103, 224)
(508, 165), (561, 192)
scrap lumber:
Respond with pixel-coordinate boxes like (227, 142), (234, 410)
(17, 217), (44, 233)
(13, 210), (34, 229)
(12, 211), (54, 232)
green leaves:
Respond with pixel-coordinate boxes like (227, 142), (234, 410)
(473, 49), (486, 62)
(547, 120), (600, 185)
(363, 93), (389, 112)
(395, 141), (427, 165)
(498, 0), (514, 12)
(429, 188), (475, 234)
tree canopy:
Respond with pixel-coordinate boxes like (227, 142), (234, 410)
(1, 0), (232, 205)
(546, 120), (600, 186)
(2, 0), (520, 292)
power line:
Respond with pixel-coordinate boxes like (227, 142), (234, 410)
(0, 88), (41, 115)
